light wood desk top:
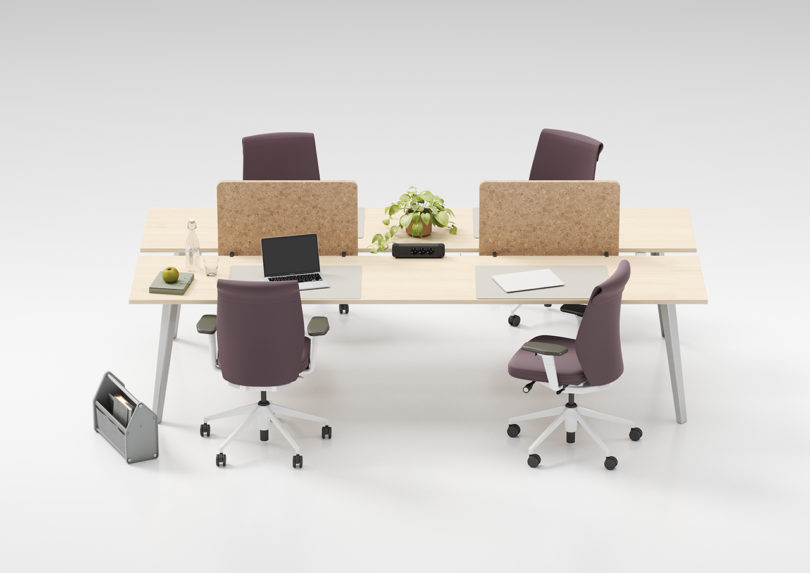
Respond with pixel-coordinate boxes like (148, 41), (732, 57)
(141, 207), (696, 254)
(130, 254), (707, 306)
(619, 208), (696, 253)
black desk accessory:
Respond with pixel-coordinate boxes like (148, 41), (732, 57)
(392, 243), (445, 258)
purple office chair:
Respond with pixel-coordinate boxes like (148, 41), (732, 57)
(196, 280), (332, 469)
(508, 128), (605, 328)
(529, 128), (604, 181)
(242, 132), (320, 180)
(505, 260), (642, 470)
(242, 132), (350, 315)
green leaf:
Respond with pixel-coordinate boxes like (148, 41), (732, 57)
(371, 233), (383, 243)
(445, 208), (454, 217)
(421, 212), (431, 225)
(411, 220), (423, 236)
(449, 224), (458, 235)
(400, 213), (414, 227)
(399, 194), (410, 202)
(382, 218), (390, 226)
(435, 211), (450, 226)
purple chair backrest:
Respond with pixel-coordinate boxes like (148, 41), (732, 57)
(529, 129), (604, 181)
(242, 132), (320, 180)
(216, 279), (305, 387)
(575, 260), (631, 386)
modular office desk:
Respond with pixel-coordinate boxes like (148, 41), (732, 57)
(130, 254), (707, 425)
(140, 207), (697, 254)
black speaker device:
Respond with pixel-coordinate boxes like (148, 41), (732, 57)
(392, 243), (445, 258)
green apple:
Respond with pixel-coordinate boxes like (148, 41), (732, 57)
(162, 266), (179, 283)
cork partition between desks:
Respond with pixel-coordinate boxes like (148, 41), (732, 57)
(478, 181), (620, 256)
(217, 181), (358, 256)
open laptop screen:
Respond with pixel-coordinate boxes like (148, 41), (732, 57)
(261, 234), (321, 277)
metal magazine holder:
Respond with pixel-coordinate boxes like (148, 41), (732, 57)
(93, 372), (159, 463)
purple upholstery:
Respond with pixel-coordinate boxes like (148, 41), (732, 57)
(529, 129), (604, 181)
(507, 260), (631, 387)
(216, 279), (310, 388)
(242, 132), (320, 180)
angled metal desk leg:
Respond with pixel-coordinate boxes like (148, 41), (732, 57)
(153, 303), (180, 423)
(651, 252), (665, 338)
(171, 307), (181, 339)
(660, 303), (687, 423)
(170, 253), (184, 340)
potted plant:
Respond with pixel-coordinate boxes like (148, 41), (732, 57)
(370, 186), (458, 253)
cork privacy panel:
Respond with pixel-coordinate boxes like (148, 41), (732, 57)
(217, 181), (358, 256)
(478, 181), (620, 256)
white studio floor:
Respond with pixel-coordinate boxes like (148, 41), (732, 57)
(5, 285), (809, 572)
(3, 3), (810, 569)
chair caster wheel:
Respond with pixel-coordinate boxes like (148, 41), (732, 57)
(629, 427), (642, 441)
(321, 425), (332, 439)
(604, 456), (618, 470)
(293, 454), (303, 469)
(527, 454), (541, 468)
(200, 423), (210, 437)
(339, 304), (349, 314)
(508, 315), (521, 327)
(216, 453), (226, 467)
(507, 424), (520, 438)
(544, 304), (551, 308)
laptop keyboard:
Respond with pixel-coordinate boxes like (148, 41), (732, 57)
(267, 273), (322, 283)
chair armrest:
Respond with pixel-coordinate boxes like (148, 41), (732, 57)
(521, 341), (568, 356)
(196, 314), (217, 334)
(307, 316), (330, 336)
(560, 304), (586, 318)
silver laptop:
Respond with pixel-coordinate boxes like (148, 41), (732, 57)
(261, 234), (330, 291)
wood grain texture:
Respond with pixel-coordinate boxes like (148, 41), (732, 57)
(141, 208), (218, 253)
(216, 181), (358, 256)
(619, 208), (696, 252)
(479, 181), (620, 256)
(142, 206), (696, 254)
(130, 254), (707, 305)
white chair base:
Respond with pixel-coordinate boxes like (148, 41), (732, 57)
(201, 392), (329, 468)
(508, 396), (640, 470)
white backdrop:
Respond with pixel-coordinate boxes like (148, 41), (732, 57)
(1, 1), (808, 571)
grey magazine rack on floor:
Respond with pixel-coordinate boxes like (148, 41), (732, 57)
(93, 372), (159, 463)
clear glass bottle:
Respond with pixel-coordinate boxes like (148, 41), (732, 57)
(185, 218), (201, 273)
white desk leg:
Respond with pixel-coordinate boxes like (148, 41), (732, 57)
(660, 303), (687, 424)
(651, 252), (665, 338)
(170, 253), (184, 340)
(153, 303), (180, 423)
(171, 306), (181, 339)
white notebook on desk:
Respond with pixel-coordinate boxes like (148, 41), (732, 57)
(491, 268), (564, 293)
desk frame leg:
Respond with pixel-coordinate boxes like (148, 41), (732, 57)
(153, 303), (180, 424)
(660, 303), (687, 424)
(651, 252), (665, 338)
(171, 307), (181, 339)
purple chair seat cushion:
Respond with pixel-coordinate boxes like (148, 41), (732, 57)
(507, 335), (587, 385)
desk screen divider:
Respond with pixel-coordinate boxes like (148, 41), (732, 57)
(217, 181), (358, 256)
(478, 181), (620, 256)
